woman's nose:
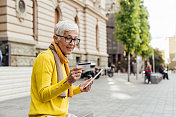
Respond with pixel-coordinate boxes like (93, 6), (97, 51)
(69, 39), (75, 45)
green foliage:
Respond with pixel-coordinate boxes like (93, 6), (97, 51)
(136, 0), (151, 55)
(114, 0), (141, 53)
(141, 46), (153, 58)
(114, 0), (152, 79)
(149, 48), (165, 72)
(115, 0), (151, 58)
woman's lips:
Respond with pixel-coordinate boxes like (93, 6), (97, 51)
(66, 46), (73, 51)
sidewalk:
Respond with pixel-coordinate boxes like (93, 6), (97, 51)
(0, 73), (176, 117)
(69, 73), (176, 117)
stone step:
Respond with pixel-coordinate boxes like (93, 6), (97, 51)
(0, 74), (31, 80)
(0, 67), (32, 102)
(0, 72), (32, 76)
(0, 78), (30, 85)
(0, 81), (30, 90)
(0, 92), (30, 102)
(0, 67), (32, 71)
(0, 87), (30, 97)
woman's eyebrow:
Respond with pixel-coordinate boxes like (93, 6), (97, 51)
(67, 35), (78, 38)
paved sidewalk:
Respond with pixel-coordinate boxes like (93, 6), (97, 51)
(0, 73), (176, 117)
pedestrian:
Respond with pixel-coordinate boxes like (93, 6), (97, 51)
(133, 61), (137, 75)
(145, 61), (152, 84)
(159, 63), (169, 80)
(130, 61), (135, 76)
(111, 63), (115, 73)
(28, 20), (93, 117)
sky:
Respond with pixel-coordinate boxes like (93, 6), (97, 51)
(144, 0), (176, 63)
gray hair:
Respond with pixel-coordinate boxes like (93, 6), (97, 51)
(54, 20), (79, 36)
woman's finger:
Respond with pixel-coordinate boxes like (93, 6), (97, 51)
(72, 73), (82, 78)
(85, 84), (91, 92)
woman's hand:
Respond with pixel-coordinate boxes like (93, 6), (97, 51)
(67, 66), (83, 85)
(79, 78), (93, 92)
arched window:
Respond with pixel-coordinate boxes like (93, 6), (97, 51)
(55, 7), (61, 24)
(33, 0), (38, 40)
(96, 24), (99, 51)
(75, 15), (79, 25)
(97, 58), (100, 66)
(75, 15), (80, 48)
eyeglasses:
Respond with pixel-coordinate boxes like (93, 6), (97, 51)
(56, 35), (80, 45)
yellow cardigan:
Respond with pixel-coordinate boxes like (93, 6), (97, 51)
(29, 49), (82, 117)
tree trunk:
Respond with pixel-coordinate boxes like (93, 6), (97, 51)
(142, 58), (145, 78)
(128, 51), (130, 82)
(136, 54), (138, 80)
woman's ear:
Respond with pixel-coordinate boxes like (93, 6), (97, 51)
(53, 35), (60, 43)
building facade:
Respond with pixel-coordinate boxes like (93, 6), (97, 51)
(105, 0), (125, 71)
(0, 0), (108, 68)
(169, 36), (176, 70)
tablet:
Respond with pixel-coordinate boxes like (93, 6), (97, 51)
(83, 69), (103, 89)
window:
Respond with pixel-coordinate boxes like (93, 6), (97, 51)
(16, 0), (27, 21)
(113, 54), (116, 64)
(33, 0), (38, 40)
(118, 54), (121, 61)
(74, 15), (80, 49)
(55, 9), (59, 24)
(76, 57), (80, 65)
(55, 7), (61, 24)
(97, 58), (100, 66)
(75, 15), (79, 25)
(19, 0), (25, 13)
(96, 24), (99, 51)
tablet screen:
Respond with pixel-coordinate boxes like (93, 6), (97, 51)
(83, 69), (103, 88)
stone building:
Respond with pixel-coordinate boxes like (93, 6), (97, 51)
(105, 0), (125, 71)
(169, 35), (176, 70)
(0, 0), (108, 68)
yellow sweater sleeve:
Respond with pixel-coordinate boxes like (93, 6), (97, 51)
(34, 52), (71, 102)
(73, 85), (82, 95)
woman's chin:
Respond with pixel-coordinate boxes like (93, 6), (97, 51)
(65, 51), (72, 55)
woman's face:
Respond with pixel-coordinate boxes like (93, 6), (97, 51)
(55, 30), (78, 55)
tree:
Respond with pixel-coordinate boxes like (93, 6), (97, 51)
(149, 48), (165, 72)
(135, 0), (151, 79)
(114, 0), (141, 81)
(141, 46), (153, 59)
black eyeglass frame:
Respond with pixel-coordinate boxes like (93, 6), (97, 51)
(56, 34), (80, 45)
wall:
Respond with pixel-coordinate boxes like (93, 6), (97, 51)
(0, 0), (108, 68)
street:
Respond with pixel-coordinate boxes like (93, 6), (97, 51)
(0, 73), (176, 117)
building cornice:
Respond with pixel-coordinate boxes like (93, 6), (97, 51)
(72, 0), (85, 7)
(62, 0), (107, 21)
(73, 50), (86, 54)
(0, 37), (36, 45)
(36, 43), (49, 50)
(85, 51), (108, 57)
(84, 4), (108, 21)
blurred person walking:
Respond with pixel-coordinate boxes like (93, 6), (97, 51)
(145, 61), (152, 84)
(159, 63), (169, 80)
(130, 61), (135, 76)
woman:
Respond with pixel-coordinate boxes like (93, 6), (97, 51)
(29, 20), (93, 117)
(145, 61), (152, 84)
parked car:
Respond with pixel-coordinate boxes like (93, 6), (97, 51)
(78, 62), (95, 79)
(78, 62), (102, 79)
